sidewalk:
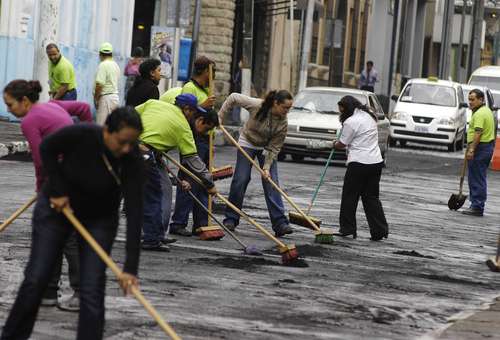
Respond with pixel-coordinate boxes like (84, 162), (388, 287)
(0, 121), (29, 158)
(436, 296), (500, 339)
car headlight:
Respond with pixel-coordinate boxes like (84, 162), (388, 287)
(391, 111), (409, 121)
(288, 124), (298, 132)
(437, 117), (455, 125)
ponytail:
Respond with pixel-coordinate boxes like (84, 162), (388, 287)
(255, 89), (293, 121)
(338, 95), (377, 124)
(3, 79), (43, 103)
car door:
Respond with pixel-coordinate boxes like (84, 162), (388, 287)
(456, 86), (467, 132)
(369, 95), (390, 147)
(486, 89), (498, 135)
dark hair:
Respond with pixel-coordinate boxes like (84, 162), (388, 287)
(132, 46), (144, 58)
(46, 43), (59, 52)
(100, 51), (112, 57)
(255, 90), (293, 121)
(193, 56), (215, 76)
(3, 79), (43, 103)
(139, 58), (162, 79)
(367, 60), (374, 66)
(469, 88), (485, 100)
(338, 95), (377, 124)
(105, 106), (143, 134)
(192, 109), (219, 128)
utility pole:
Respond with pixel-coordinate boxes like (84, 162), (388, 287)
(298, 0), (314, 91)
(468, 0), (485, 76)
(455, 1), (467, 83)
(289, 0), (295, 92)
(189, 0), (202, 77)
(439, 0), (454, 80)
(241, 0), (254, 122)
(387, 0), (399, 97)
(328, 0), (346, 87)
(171, 0), (182, 87)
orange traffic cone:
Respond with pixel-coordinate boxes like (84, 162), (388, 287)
(490, 137), (500, 171)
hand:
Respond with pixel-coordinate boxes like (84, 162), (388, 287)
(180, 180), (191, 191)
(262, 169), (271, 180)
(49, 196), (71, 212)
(94, 98), (99, 109)
(201, 96), (216, 109)
(466, 148), (474, 161)
(118, 272), (139, 296)
(207, 186), (217, 195)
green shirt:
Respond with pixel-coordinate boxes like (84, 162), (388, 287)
(159, 87), (182, 105)
(182, 80), (209, 105)
(48, 55), (77, 92)
(467, 105), (495, 143)
(135, 99), (197, 156)
(95, 59), (120, 95)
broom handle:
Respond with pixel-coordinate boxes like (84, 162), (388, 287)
(458, 151), (468, 195)
(208, 64), (214, 97)
(219, 125), (321, 232)
(208, 131), (214, 225)
(0, 195), (37, 233)
(61, 208), (181, 340)
(496, 234), (500, 263)
(163, 153), (287, 248)
(306, 148), (335, 215)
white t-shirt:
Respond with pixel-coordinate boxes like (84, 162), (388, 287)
(339, 108), (382, 165)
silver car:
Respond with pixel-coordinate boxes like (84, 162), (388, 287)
(281, 87), (390, 163)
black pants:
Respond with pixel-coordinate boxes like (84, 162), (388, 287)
(46, 231), (80, 298)
(1, 194), (117, 340)
(339, 162), (388, 237)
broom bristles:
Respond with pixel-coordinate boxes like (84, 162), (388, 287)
(314, 232), (334, 244)
(289, 212), (321, 229)
(197, 226), (225, 241)
(212, 165), (234, 181)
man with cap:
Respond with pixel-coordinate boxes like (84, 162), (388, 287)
(94, 42), (121, 125)
(135, 94), (219, 251)
(46, 43), (78, 100)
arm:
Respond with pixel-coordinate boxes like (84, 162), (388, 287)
(53, 84), (69, 100)
(217, 93), (262, 123)
(263, 123), (287, 171)
(21, 120), (44, 191)
(177, 127), (214, 188)
(466, 130), (483, 161)
(51, 100), (93, 122)
(335, 123), (355, 150)
(94, 83), (103, 108)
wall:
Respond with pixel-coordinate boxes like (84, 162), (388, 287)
(0, 0), (135, 120)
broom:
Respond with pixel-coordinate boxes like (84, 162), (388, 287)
(486, 234), (500, 272)
(218, 125), (334, 244)
(61, 207), (181, 340)
(0, 195), (37, 233)
(163, 162), (261, 255)
(289, 147), (335, 229)
(163, 152), (298, 264)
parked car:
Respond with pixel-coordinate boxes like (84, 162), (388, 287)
(281, 87), (390, 163)
(389, 77), (467, 152)
(461, 84), (499, 134)
(468, 65), (500, 106)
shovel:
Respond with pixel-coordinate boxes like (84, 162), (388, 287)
(448, 153), (467, 210)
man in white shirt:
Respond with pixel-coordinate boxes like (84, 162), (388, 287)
(94, 42), (121, 125)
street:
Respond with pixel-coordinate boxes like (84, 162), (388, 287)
(0, 144), (499, 339)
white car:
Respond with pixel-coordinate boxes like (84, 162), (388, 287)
(389, 77), (468, 152)
(468, 65), (500, 106)
(281, 87), (390, 163)
(461, 84), (498, 134)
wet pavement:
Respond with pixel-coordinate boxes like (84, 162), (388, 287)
(0, 143), (499, 339)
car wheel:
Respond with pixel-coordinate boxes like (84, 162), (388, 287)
(291, 154), (304, 162)
(399, 139), (407, 147)
(388, 136), (396, 147)
(277, 152), (286, 161)
(455, 132), (465, 151)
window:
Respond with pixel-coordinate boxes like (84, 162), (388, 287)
(400, 84), (457, 107)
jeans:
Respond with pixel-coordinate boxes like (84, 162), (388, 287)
(467, 142), (494, 212)
(142, 150), (172, 244)
(339, 162), (388, 238)
(170, 139), (209, 230)
(60, 88), (77, 100)
(1, 194), (118, 340)
(224, 147), (288, 230)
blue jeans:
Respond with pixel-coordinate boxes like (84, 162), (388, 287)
(60, 88), (77, 100)
(170, 139), (209, 230)
(142, 151), (172, 244)
(224, 147), (288, 230)
(1, 193), (117, 340)
(467, 142), (494, 212)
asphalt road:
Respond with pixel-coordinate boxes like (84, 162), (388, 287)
(0, 144), (499, 339)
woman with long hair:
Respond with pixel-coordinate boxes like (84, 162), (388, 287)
(217, 90), (294, 237)
(333, 95), (388, 240)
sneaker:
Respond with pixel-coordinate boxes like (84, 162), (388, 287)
(223, 220), (236, 232)
(170, 227), (192, 237)
(57, 292), (80, 312)
(41, 298), (57, 307)
(161, 238), (177, 244)
(274, 224), (293, 237)
(141, 241), (170, 252)
(461, 207), (483, 216)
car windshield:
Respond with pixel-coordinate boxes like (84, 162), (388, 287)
(469, 75), (500, 92)
(400, 83), (456, 107)
(292, 91), (367, 114)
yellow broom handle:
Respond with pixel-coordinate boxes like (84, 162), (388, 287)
(163, 153), (286, 248)
(208, 64), (214, 97)
(218, 125), (321, 232)
(62, 208), (181, 340)
(208, 131), (214, 225)
(0, 195), (37, 233)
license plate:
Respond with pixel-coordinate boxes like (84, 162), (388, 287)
(415, 126), (429, 133)
(306, 139), (332, 149)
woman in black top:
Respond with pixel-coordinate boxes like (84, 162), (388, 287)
(125, 58), (161, 107)
(1, 107), (144, 340)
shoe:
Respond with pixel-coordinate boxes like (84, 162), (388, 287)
(223, 221), (236, 232)
(333, 231), (357, 239)
(57, 292), (80, 312)
(274, 224), (293, 237)
(370, 232), (388, 241)
(461, 207), (483, 216)
(141, 242), (170, 252)
(161, 238), (177, 244)
(41, 298), (57, 307)
(170, 227), (192, 237)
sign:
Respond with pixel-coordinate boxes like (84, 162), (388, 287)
(166, 0), (191, 28)
(150, 26), (175, 79)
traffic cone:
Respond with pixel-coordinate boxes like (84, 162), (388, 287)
(490, 137), (500, 171)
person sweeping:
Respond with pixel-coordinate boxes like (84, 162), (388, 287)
(333, 95), (388, 240)
(2, 79), (92, 311)
(217, 90), (294, 237)
(0, 107), (144, 340)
